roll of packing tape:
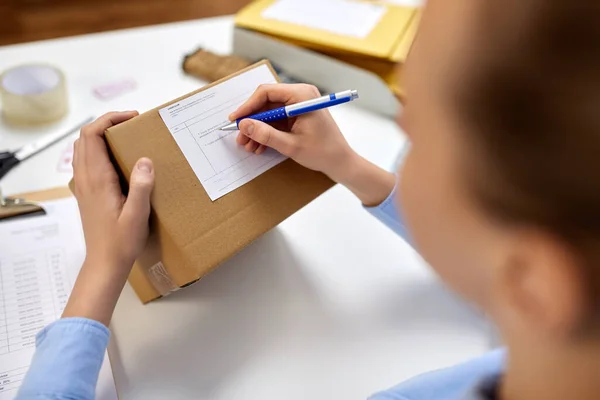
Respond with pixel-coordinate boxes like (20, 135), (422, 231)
(0, 64), (68, 126)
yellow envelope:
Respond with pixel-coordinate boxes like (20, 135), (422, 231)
(235, 0), (416, 60)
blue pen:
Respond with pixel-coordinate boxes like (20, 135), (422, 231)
(220, 89), (359, 131)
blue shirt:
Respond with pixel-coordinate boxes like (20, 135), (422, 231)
(17, 186), (505, 399)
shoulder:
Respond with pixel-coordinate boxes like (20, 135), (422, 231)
(369, 349), (506, 400)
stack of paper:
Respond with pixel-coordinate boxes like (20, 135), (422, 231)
(0, 197), (117, 400)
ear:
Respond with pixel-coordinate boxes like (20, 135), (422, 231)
(500, 230), (589, 338)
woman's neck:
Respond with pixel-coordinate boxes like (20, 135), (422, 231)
(500, 338), (600, 400)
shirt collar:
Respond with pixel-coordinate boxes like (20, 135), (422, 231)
(461, 374), (501, 400)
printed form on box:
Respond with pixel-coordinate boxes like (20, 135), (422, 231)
(158, 64), (286, 201)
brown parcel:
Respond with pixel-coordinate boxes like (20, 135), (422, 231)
(103, 60), (334, 303)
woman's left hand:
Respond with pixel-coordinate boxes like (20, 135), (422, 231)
(72, 111), (155, 269)
(64, 111), (155, 325)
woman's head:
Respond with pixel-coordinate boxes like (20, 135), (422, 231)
(397, 0), (600, 343)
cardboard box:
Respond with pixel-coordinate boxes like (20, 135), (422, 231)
(104, 61), (334, 303)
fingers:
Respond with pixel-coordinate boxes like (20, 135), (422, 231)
(255, 144), (267, 155)
(236, 132), (250, 146)
(80, 111), (139, 140)
(74, 111), (139, 192)
(120, 158), (155, 233)
(72, 139), (80, 170)
(237, 133), (266, 155)
(245, 140), (259, 153)
(238, 119), (296, 157)
(72, 139), (81, 196)
(230, 84), (320, 121)
(78, 111), (139, 167)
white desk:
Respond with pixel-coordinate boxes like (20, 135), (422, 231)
(0, 16), (491, 400)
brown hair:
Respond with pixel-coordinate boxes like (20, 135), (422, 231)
(455, 2), (600, 310)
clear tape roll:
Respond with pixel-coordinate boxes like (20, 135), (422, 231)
(0, 64), (68, 126)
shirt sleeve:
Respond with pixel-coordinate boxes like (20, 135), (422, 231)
(16, 317), (110, 400)
(368, 349), (506, 400)
(364, 182), (410, 242)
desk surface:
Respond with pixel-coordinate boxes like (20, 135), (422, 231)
(0, 16), (491, 400)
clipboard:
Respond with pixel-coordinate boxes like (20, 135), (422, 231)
(0, 187), (72, 221)
(0, 185), (120, 398)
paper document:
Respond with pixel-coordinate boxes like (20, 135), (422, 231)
(159, 63), (286, 201)
(262, 0), (387, 39)
(0, 198), (117, 400)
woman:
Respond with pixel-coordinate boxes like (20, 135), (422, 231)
(17, 0), (600, 399)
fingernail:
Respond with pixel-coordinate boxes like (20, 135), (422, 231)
(228, 113), (234, 121)
(244, 121), (255, 137)
(137, 159), (152, 173)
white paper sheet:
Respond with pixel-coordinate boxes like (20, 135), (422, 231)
(261, 0), (387, 39)
(158, 63), (286, 201)
(0, 198), (117, 400)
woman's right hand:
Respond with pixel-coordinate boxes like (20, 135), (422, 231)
(230, 83), (358, 183)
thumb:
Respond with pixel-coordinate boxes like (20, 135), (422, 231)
(239, 119), (295, 156)
(121, 158), (155, 230)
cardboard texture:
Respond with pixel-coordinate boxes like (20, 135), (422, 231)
(104, 60), (334, 303)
